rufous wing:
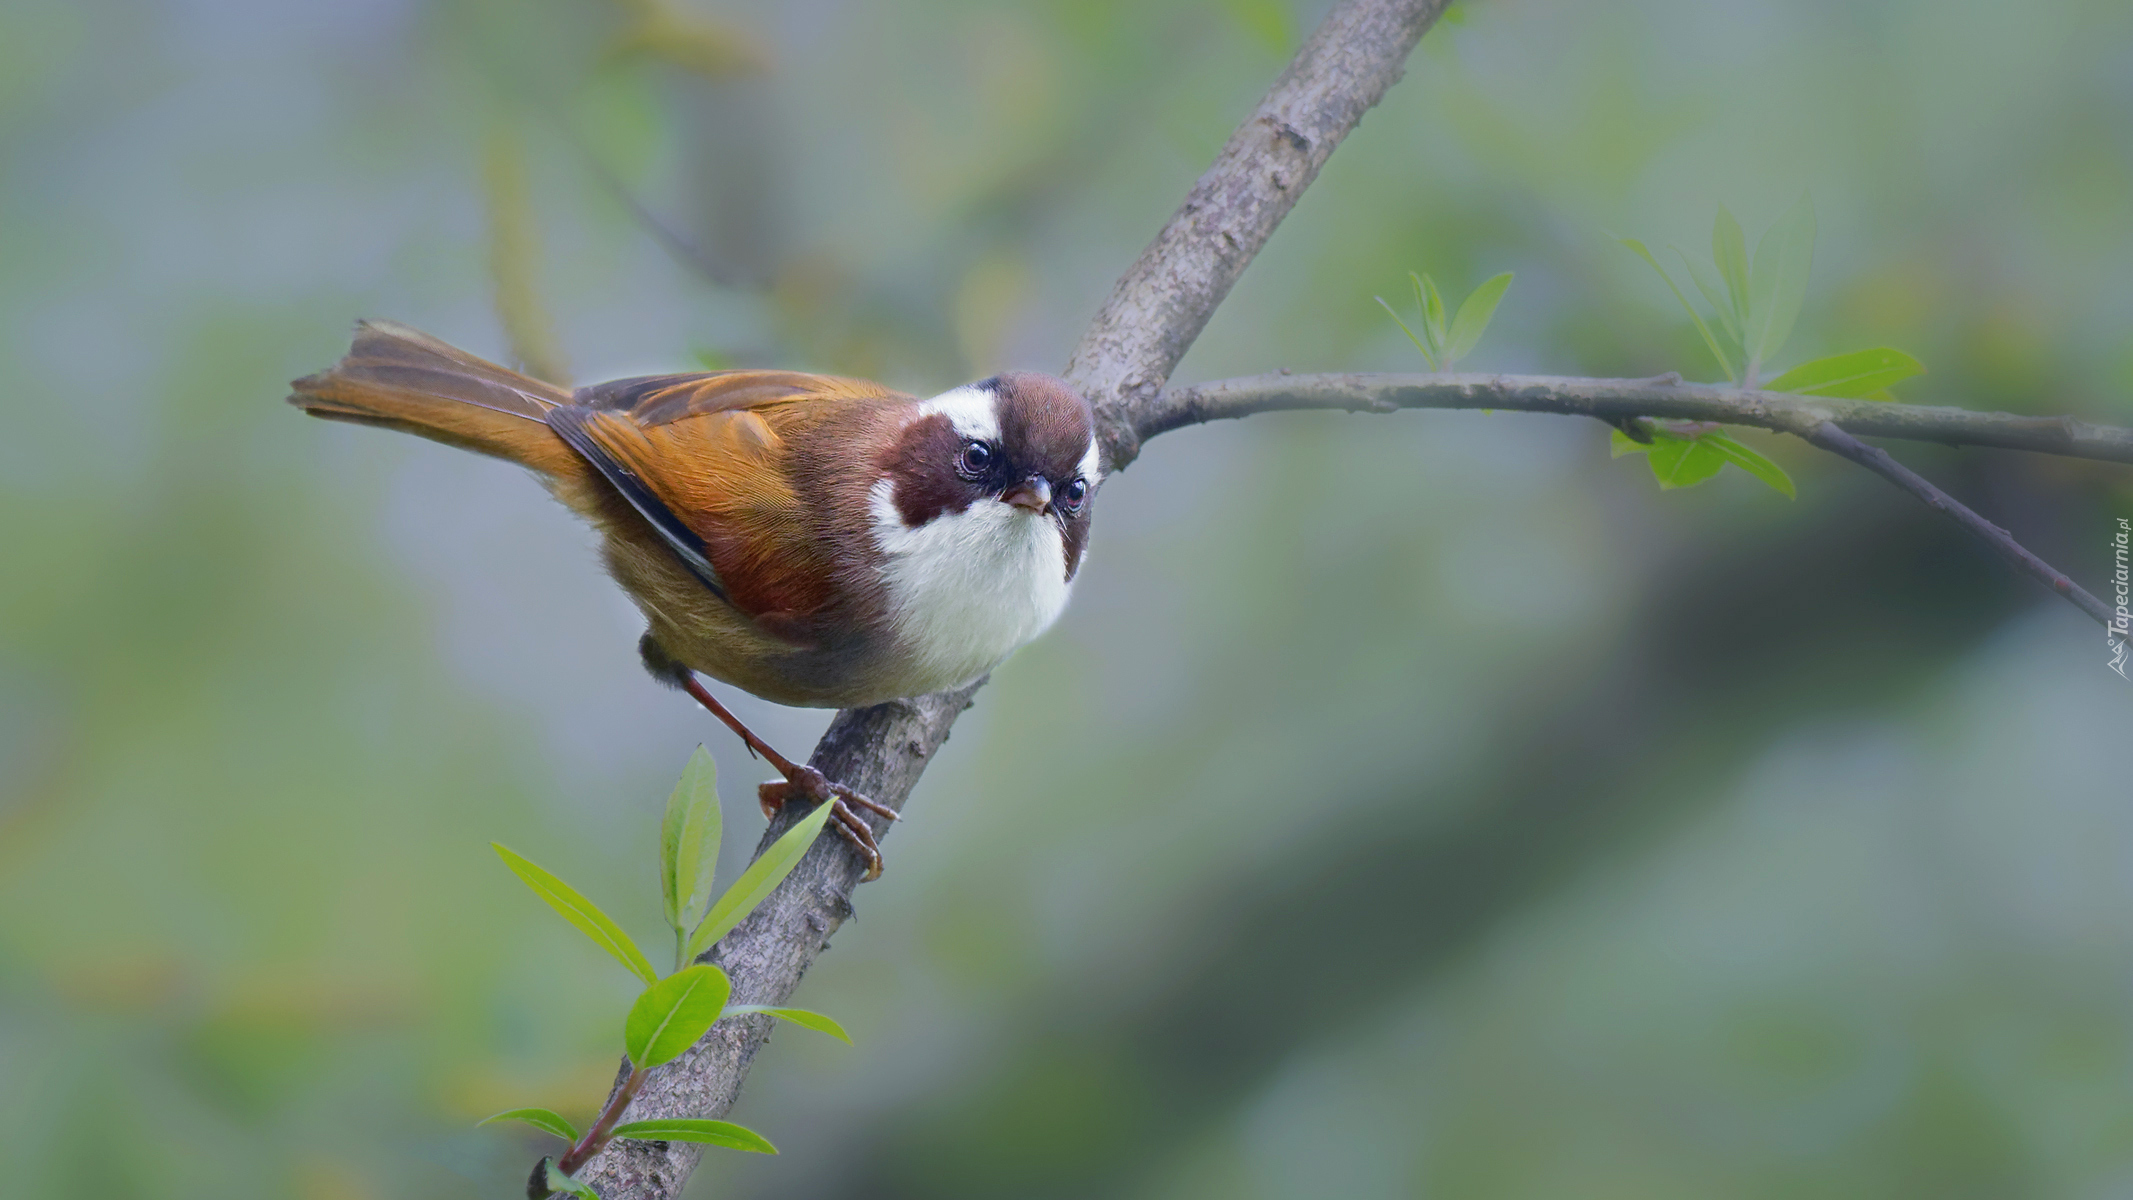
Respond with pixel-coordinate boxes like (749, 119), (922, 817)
(574, 368), (906, 426)
(547, 370), (909, 637)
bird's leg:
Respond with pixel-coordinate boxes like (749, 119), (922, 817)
(675, 674), (900, 822)
(677, 673), (897, 881)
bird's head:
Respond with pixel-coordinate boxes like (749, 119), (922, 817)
(874, 372), (1101, 582)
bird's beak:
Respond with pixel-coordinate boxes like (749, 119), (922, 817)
(1000, 476), (1052, 514)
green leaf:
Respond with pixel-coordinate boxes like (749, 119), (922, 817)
(1713, 206), (1751, 331)
(722, 1004), (854, 1044)
(1764, 347), (1924, 399)
(661, 747), (723, 940)
(1616, 426), (1795, 497)
(1699, 433), (1797, 499)
(1675, 246), (1741, 343)
(1444, 272), (1513, 365)
(1744, 194), (1816, 375)
(1644, 433), (1726, 489)
(1618, 237), (1735, 381)
(531, 1158), (601, 1199)
(1375, 296), (1438, 370)
(493, 844), (657, 985)
(626, 964), (733, 1069)
(682, 797), (838, 962)
(610, 1119), (777, 1154)
(479, 1108), (579, 1141)
(1419, 273), (1449, 352)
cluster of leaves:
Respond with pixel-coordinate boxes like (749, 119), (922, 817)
(484, 748), (850, 1198)
(1378, 228), (1926, 497)
(1609, 197), (1925, 497)
(1377, 270), (1513, 373)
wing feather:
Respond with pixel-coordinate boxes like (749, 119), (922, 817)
(547, 375), (890, 628)
(547, 408), (731, 600)
(574, 369), (905, 427)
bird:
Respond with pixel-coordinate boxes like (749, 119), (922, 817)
(289, 321), (1101, 877)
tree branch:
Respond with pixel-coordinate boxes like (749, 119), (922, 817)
(1797, 419), (2121, 635)
(1146, 371), (2132, 638)
(565, 2), (1451, 1196)
(1069, 0), (1450, 460)
(1135, 372), (2133, 466)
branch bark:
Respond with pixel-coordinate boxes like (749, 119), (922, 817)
(566, 2), (1450, 1196)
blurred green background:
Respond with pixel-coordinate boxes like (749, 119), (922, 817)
(3, 0), (2131, 1196)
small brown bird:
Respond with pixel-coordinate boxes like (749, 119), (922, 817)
(291, 322), (1101, 876)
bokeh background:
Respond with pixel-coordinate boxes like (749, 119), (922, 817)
(4, 0), (2132, 1196)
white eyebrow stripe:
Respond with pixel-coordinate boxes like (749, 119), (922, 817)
(917, 385), (1001, 442)
(1077, 434), (1101, 484)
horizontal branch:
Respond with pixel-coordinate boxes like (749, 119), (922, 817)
(1140, 371), (2129, 642)
(1128, 372), (2133, 468)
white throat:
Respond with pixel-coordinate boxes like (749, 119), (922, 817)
(869, 478), (1073, 692)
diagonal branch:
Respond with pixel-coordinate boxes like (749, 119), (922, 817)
(1796, 419), (2121, 637)
(1068, 0), (1451, 457)
(565, 2), (1451, 1196)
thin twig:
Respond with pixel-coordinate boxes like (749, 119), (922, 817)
(557, 1066), (647, 1177)
(582, 152), (748, 291)
(550, 117), (751, 292)
(1797, 420), (2122, 638)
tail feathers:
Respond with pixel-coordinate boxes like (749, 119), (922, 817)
(289, 321), (580, 474)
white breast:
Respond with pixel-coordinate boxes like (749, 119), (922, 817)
(869, 478), (1073, 693)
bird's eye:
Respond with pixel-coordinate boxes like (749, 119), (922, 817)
(956, 441), (994, 478)
(1060, 478), (1089, 512)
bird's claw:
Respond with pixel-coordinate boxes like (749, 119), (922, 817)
(758, 772), (892, 882)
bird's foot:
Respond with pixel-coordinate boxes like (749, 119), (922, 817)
(759, 765), (899, 882)
(666, 668), (900, 881)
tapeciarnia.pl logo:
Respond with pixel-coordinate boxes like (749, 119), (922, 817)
(2111, 517), (2130, 679)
